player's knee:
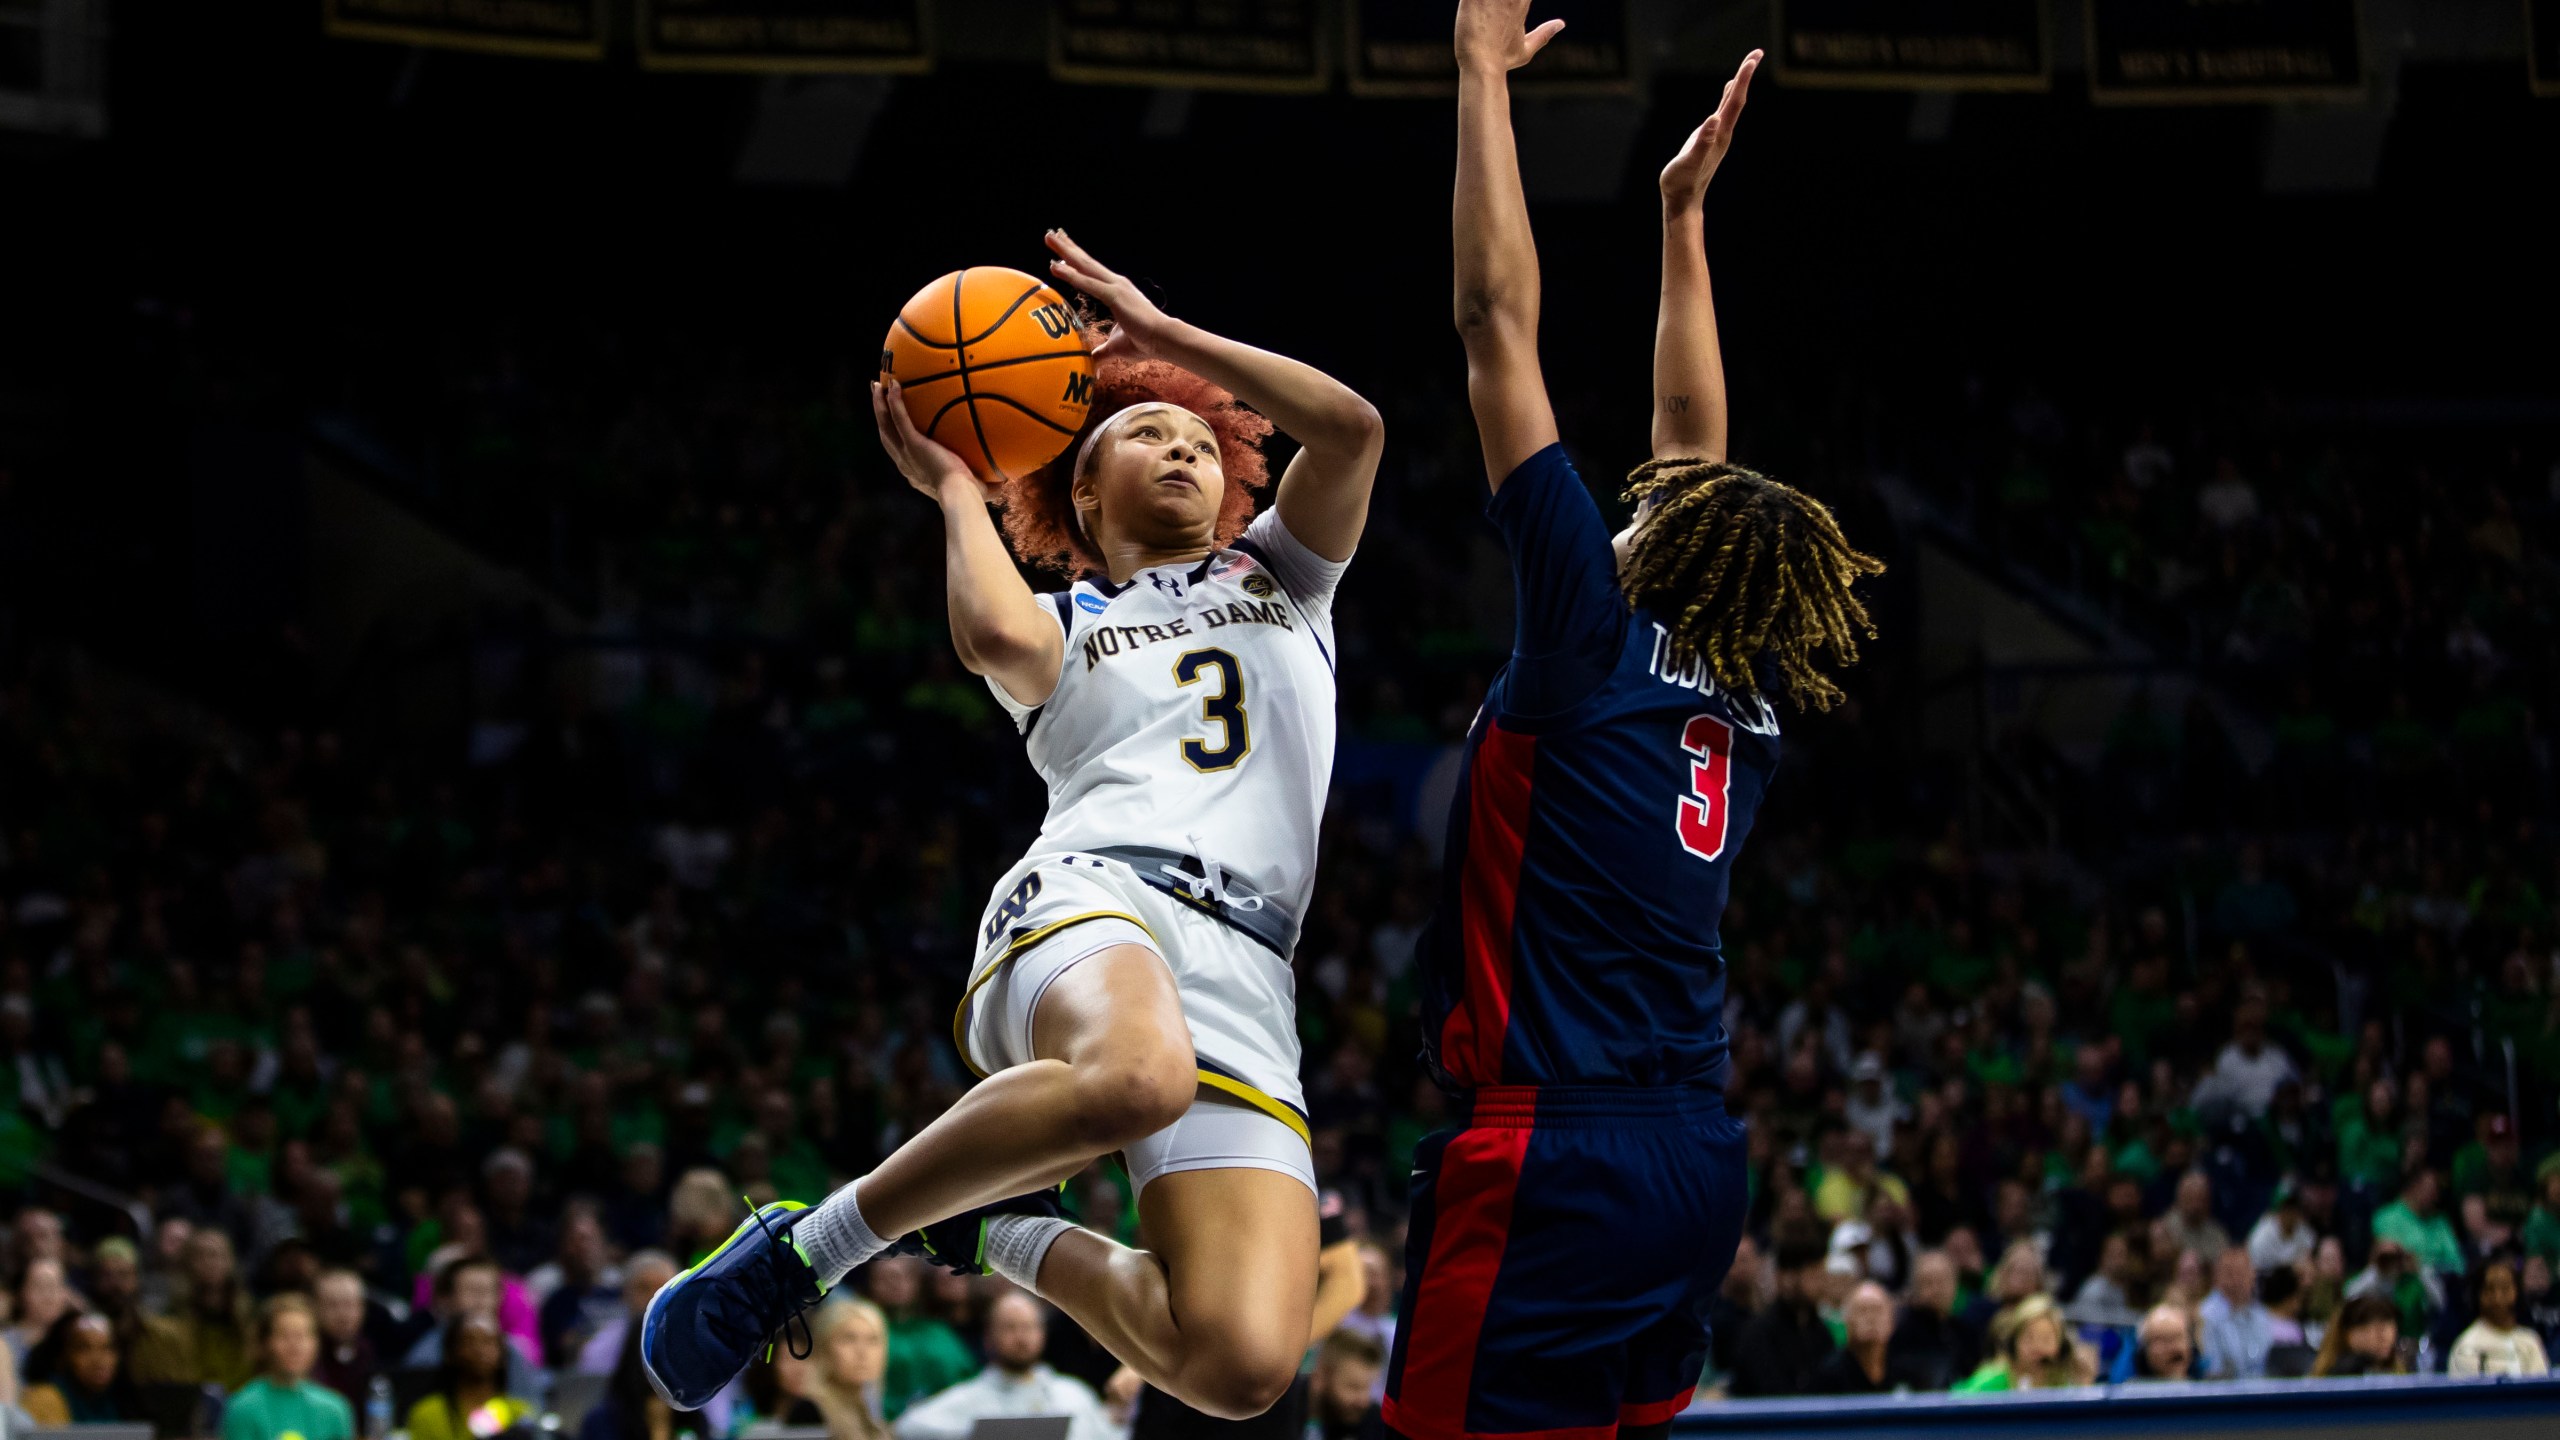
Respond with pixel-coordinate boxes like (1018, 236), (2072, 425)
(1178, 1341), (1300, 1420)
(1069, 1053), (1193, 1148)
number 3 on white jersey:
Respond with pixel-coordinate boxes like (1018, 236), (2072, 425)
(1676, 713), (1733, 862)
(1175, 648), (1251, 772)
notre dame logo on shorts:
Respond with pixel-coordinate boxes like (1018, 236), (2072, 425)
(984, 873), (1043, 947)
(1241, 573), (1276, 599)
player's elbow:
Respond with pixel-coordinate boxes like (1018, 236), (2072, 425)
(1454, 292), (1536, 366)
(951, 618), (1041, 679)
(1321, 394), (1385, 454)
(1344, 393), (1384, 440)
(1453, 282), (1525, 335)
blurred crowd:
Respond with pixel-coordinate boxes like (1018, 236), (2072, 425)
(3, 313), (2558, 1439)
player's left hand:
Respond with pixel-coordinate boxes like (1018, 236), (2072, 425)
(1660, 48), (1760, 208)
(1044, 229), (1172, 362)
(873, 378), (1001, 502)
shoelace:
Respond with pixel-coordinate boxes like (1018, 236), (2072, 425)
(1160, 834), (1266, 913)
(744, 1200), (815, 1364)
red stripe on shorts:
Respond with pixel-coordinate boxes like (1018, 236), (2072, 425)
(1383, 1107), (1535, 1439)
(1438, 724), (1536, 1085)
(1617, 1387), (1696, 1427)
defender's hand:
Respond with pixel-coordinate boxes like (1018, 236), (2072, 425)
(873, 379), (1001, 502)
(1661, 49), (1760, 208)
(1102, 1366), (1143, 1418)
(1044, 229), (1171, 362)
(1454, 0), (1564, 75)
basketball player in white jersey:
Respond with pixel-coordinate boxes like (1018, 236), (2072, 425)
(641, 229), (1382, 1421)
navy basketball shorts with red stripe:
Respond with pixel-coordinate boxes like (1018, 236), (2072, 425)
(1382, 1086), (1747, 1440)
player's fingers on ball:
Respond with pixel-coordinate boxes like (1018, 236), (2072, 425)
(882, 384), (926, 451)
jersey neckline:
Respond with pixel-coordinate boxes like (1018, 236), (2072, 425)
(1079, 549), (1225, 599)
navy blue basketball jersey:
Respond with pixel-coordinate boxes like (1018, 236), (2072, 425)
(1419, 444), (1779, 1091)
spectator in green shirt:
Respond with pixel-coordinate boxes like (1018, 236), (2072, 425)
(2522, 1166), (2560, 1268)
(2450, 1113), (2533, 1242)
(1952, 1295), (2094, 1392)
(2335, 1077), (2406, 1193)
(223, 1296), (355, 1440)
(2371, 1169), (2465, 1276)
(866, 1256), (974, 1418)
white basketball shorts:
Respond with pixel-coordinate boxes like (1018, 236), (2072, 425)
(957, 850), (1314, 1196)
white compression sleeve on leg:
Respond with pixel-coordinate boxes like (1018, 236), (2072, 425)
(795, 1180), (891, 1289)
(983, 1215), (1076, 1292)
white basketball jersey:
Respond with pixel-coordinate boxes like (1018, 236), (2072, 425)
(987, 509), (1347, 937)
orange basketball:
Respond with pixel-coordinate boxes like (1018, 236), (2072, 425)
(880, 267), (1095, 484)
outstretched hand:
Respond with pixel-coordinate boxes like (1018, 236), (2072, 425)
(1454, 0), (1565, 75)
(872, 378), (1000, 502)
(1661, 49), (1760, 208)
(1044, 229), (1172, 362)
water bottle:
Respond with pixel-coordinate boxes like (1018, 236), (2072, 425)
(367, 1374), (397, 1440)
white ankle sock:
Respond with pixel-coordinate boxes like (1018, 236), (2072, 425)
(983, 1215), (1075, 1292)
(795, 1181), (891, 1288)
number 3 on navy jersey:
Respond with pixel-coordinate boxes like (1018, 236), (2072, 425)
(1174, 648), (1251, 771)
(1676, 713), (1733, 861)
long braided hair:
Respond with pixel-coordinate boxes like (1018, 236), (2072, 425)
(1620, 457), (1884, 712)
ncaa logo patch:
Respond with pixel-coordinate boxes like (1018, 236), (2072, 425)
(1075, 592), (1109, 614)
(1241, 573), (1276, 599)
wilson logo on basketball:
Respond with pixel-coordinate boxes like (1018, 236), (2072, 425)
(1031, 304), (1076, 340)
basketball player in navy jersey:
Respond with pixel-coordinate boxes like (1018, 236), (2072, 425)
(1382, 8), (1884, 1440)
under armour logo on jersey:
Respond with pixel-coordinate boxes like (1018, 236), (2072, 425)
(1150, 572), (1187, 599)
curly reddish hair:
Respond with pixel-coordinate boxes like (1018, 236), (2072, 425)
(998, 356), (1274, 577)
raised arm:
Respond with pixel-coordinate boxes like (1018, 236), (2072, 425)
(1453, 0), (1564, 490)
(872, 380), (1067, 707)
(1045, 230), (1382, 562)
(1651, 50), (1759, 464)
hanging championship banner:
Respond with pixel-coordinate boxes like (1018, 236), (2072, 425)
(2532, 0), (2560, 97)
(322, 0), (607, 59)
(1348, 0), (1631, 96)
(1773, 0), (2048, 91)
(637, 0), (931, 71)
(2087, 0), (2364, 103)
(1052, 0), (1326, 91)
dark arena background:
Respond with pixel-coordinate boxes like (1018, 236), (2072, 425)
(5, 1), (2560, 1437)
